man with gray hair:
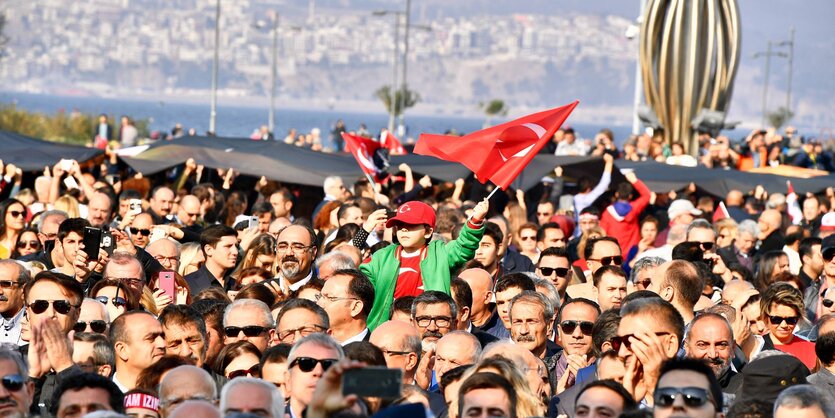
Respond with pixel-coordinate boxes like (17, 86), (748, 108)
(20, 209), (68, 270)
(72, 332), (115, 377)
(314, 251), (356, 281)
(630, 256), (665, 291)
(220, 377), (283, 418)
(158, 365), (218, 418)
(0, 348), (34, 417)
(718, 219), (760, 271)
(0, 260), (29, 345)
(287, 334), (344, 418)
(774, 384), (835, 418)
(433, 331), (481, 382)
(313, 176), (351, 220)
(638, 223), (688, 262)
(509, 291), (556, 360)
(223, 299), (275, 352)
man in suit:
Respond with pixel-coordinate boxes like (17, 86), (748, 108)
(450, 276), (499, 348)
(317, 269), (373, 345)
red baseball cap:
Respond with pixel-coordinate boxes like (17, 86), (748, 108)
(386, 201), (436, 229)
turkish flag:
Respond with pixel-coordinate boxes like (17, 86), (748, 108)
(381, 130), (407, 155)
(414, 101), (578, 189)
(343, 132), (384, 178)
(713, 201), (730, 222)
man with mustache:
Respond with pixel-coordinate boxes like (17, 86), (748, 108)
(411, 291), (457, 390)
(0, 349), (34, 418)
(275, 225), (318, 294)
(509, 291), (557, 360)
(0, 260), (27, 346)
(684, 313), (737, 389)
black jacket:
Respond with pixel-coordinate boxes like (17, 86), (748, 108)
(19, 344), (84, 416)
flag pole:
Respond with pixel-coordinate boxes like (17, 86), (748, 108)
(467, 183), (502, 222)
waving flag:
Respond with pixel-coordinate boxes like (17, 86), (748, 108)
(786, 180), (803, 224)
(414, 101), (578, 189)
(381, 130), (407, 155)
(343, 132), (390, 182)
(713, 201), (730, 222)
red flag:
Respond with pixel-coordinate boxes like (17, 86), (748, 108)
(713, 201), (730, 222)
(381, 130), (407, 155)
(343, 132), (383, 178)
(414, 101), (579, 189)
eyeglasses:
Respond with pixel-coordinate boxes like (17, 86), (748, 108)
(380, 349), (413, 357)
(611, 332), (670, 352)
(227, 364), (261, 379)
(73, 320), (108, 334)
(0, 375), (25, 392)
(539, 267), (569, 278)
(654, 387), (712, 409)
(106, 277), (144, 287)
(276, 242), (314, 254)
(129, 228), (151, 236)
(154, 255), (180, 265)
(290, 357), (337, 373)
(224, 326), (269, 338)
(314, 293), (358, 303)
(519, 236), (536, 241)
(277, 325), (327, 341)
(823, 299), (834, 309)
(696, 242), (714, 251)
(414, 316), (452, 328)
(95, 295), (127, 308)
(587, 256), (623, 266)
(17, 240), (39, 249)
(7, 211), (24, 219)
(768, 315), (799, 326)
(28, 299), (79, 315)
(634, 278), (652, 289)
(559, 320), (594, 335)
(824, 248), (835, 263)
(0, 281), (21, 289)
(536, 212), (552, 217)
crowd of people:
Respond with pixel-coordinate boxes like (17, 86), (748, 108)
(0, 120), (834, 418)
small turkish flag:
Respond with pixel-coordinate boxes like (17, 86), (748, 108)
(414, 101), (578, 189)
(343, 132), (388, 181)
(713, 201), (730, 222)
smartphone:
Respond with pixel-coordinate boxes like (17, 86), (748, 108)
(82, 227), (102, 261)
(341, 367), (402, 399)
(63, 176), (80, 190)
(101, 230), (115, 256)
(149, 227), (166, 244)
(158, 271), (176, 300)
(129, 199), (142, 215)
(248, 217), (260, 230)
(60, 159), (72, 172)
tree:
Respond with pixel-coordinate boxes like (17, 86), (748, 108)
(0, 13), (7, 58)
(375, 85), (420, 117)
(479, 99), (508, 127)
(766, 106), (794, 129)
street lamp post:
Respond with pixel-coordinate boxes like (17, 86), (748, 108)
(777, 27), (795, 115)
(373, 10), (403, 134)
(209, 0), (221, 135)
(753, 41), (787, 128)
(269, 13), (279, 134)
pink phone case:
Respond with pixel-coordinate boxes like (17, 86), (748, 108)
(159, 272), (176, 299)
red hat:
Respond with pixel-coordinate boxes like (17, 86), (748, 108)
(821, 212), (835, 232)
(386, 201), (436, 229)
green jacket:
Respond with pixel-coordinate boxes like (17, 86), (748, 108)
(361, 223), (485, 330)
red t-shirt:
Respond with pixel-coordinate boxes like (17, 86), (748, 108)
(775, 336), (817, 370)
(393, 247), (426, 299)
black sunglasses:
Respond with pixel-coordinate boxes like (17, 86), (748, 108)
(654, 387), (712, 408)
(129, 227), (151, 236)
(589, 256), (623, 266)
(290, 357), (337, 373)
(73, 320), (108, 334)
(559, 320), (594, 335)
(0, 375), (25, 392)
(611, 332), (670, 352)
(768, 315), (799, 326)
(224, 326), (269, 338)
(697, 242), (714, 251)
(539, 267), (569, 278)
(823, 299), (834, 309)
(28, 299), (78, 315)
(824, 248), (835, 263)
(17, 240), (39, 249)
(227, 364), (261, 379)
(7, 211), (24, 219)
(95, 295), (127, 308)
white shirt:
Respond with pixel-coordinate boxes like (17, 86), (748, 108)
(280, 271), (313, 294)
(340, 328), (369, 346)
(0, 308), (25, 346)
(112, 372), (130, 393)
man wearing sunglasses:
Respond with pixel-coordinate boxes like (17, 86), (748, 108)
(223, 299), (275, 353)
(584, 237), (623, 275)
(128, 213), (154, 249)
(0, 260), (28, 346)
(0, 349), (35, 418)
(653, 358), (723, 418)
(536, 247), (572, 307)
(549, 298), (600, 393)
(617, 298), (684, 404)
(19, 210), (67, 271)
(76, 298), (110, 335)
(286, 333), (344, 418)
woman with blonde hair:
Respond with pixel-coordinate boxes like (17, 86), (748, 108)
(178, 242), (204, 277)
(715, 217), (738, 249)
(232, 234), (276, 279)
(53, 195), (80, 219)
(502, 200), (528, 247)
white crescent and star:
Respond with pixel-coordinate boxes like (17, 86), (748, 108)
(355, 144), (377, 171)
(496, 122), (547, 161)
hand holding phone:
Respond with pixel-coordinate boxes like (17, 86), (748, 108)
(82, 227), (102, 262)
(158, 271), (176, 300)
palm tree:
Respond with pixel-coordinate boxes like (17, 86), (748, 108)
(375, 85), (420, 117)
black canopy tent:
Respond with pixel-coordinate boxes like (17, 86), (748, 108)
(0, 130), (104, 171)
(119, 136), (835, 197)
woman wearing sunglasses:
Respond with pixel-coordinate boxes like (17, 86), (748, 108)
(11, 228), (41, 259)
(0, 199), (27, 260)
(90, 279), (141, 320)
(213, 341), (262, 380)
(759, 282), (816, 370)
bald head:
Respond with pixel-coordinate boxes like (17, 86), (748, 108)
(177, 195), (201, 227)
(159, 365), (217, 415)
(721, 280), (757, 304)
(435, 331), (481, 379)
(87, 192), (113, 228)
(268, 217), (291, 235)
(146, 238), (180, 271)
(168, 400), (220, 418)
(758, 209), (782, 239)
(370, 320), (421, 383)
(458, 268), (493, 318)
(726, 190), (744, 206)
(370, 320), (420, 348)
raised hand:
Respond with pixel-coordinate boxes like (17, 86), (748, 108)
(471, 198), (490, 221)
